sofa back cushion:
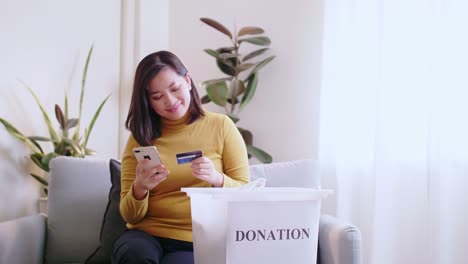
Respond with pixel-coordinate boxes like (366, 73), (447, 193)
(85, 159), (127, 264)
(249, 159), (320, 188)
(46, 157), (111, 264)
(44, 158), (319, 263)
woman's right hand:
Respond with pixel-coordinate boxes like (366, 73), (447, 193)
(132, 160), (169, 200)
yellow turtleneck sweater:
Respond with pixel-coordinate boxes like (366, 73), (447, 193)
(120, 111), (250, 242)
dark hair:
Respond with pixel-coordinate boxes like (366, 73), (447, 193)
(125, 50), (204, 146)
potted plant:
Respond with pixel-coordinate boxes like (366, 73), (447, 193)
(0, 45), (109, 196)
(200, 17), (275, 163)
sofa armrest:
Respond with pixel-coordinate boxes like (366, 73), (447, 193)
(0, 214), (47, 264)
(318, 215), (362, 264)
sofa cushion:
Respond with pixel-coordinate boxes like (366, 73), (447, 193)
(249, 159), (320, 188)
(46, 157), (111, 264)
(0, 214), (46, 264)
(85, 159), (126, 264)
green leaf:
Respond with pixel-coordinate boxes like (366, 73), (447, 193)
(206, 49), (236, 68)
(26, 137), (47, 153)
(219, 53), (237, 60)
(0, 118), (42, 153)
(0, 118), (25, 139)
(246, 144), (273, 163)
(217, 47), (238, 66)
(41, 152), (59, 171)
(237, 127), (252, 145)
(82, 94), (110, 149)
(204, 49), (220, 59)
(63, 146), (74, 154)
(65, 118), (79, 130)
(239, 36), (271, 46)
(206, 82), (228, 107)
(200, 77), (233, 88)
(27, 137), (45, 154)
(201, 94), (211, 104)
(200, 17), (233, 39)
(205, 49), (237, 76)
(20, 81), (60, 144)
(229, 79), (245, 99)
(64, 94), (69, 121)
(227, 114), (240, 124)
(201, 80), (243, 106)
(243, 48), (269, 62)
(63, 96), (69, 138)
(31, 153), (48, 172)
(74, 44), (94, 141)
(218, 46), (236, 52)
(30, 173), (48, 186)
(238, 26), (264, 37)
(85, 148), (96, 155)
(216, 59), (236, 76)
(229, 79), (244, 112)
(28, 136), (51, 141)
(247, 56), (275, 79)
(55, 104), (66, 130)
(235, 63), (255, 74)
(63, 137), (85, 157)
(54, 139), (65, 155)
(240, 73), (258, 112)
(227, 98), (240, 104)
(0, 118), (22, 135)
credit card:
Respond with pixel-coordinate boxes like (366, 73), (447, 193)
(176, 150), (203, 164)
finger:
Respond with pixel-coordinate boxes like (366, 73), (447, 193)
(190, 156), (208, 164)
(139, 159), (150, 167)
(136, 163), (143, 174)
(136, 163), (149, 178)
(192, 170), (209, 181)
(192, 170), (205, 176)
(136, 159), (148, 169)
(146, 166), (163, 176)
(152, 172), (168, 184)
(147, 165), (166, 177)
(140, 159), (164, 170)
(150, 169), (169, 179)
(190, 160), (212, 170)
(192, 167), (211, 175)
(191, 172), (203, 181)
(154, 163), (165, 171)
(192, 163), (211, 170)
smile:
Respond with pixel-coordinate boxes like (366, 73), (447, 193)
(168, 102), (181, 112)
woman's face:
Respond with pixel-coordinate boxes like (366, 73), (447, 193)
(148, 68), (192, 120)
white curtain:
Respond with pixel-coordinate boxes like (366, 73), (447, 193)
(320, 0), (468, 263)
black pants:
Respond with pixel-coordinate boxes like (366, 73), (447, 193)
(112, 229), (194, 264)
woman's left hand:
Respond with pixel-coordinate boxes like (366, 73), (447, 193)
(190, 156), (224, 187)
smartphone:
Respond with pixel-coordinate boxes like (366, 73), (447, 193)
(132, 146), (163, 167)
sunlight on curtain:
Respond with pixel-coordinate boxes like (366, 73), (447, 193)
(320, 0), (468, 263)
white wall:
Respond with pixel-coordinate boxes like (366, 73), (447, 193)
(0, 0), (121, 222)
(168, 0), (324, 162)
(119, 0), (324, 162)
(0, 0), (324, 221)
(118, 0), (170, 156)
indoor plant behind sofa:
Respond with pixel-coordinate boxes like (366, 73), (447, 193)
(0, 45), (110, 197)
(199, 17), (275, 164)
(0, 157), (362, 264)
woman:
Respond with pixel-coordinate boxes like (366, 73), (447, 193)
(112, 51), (249, 264)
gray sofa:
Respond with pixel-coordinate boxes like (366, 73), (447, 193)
(0, 157), (362, 264)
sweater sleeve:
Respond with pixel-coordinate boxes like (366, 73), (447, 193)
(221, 115), (250, 187)
(119, 135), (149, 224)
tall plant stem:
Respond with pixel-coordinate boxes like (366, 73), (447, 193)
(230, 22), (240, 114)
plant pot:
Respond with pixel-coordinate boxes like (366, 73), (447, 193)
(38, 197), (48, 215)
